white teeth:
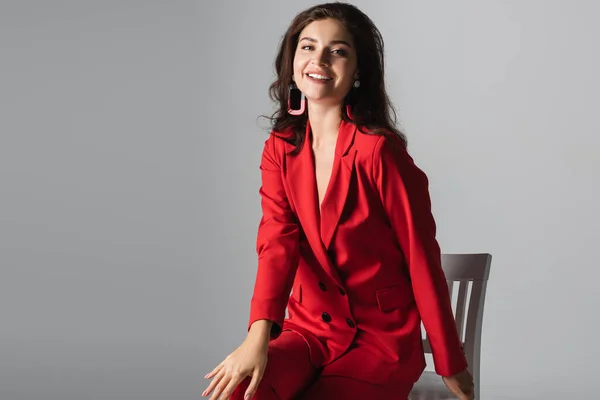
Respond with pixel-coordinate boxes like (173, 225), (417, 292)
(307, 73), (330, 80)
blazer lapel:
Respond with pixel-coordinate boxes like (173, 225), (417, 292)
(320, 119), (357, 249)
(284, 119), (357, 287)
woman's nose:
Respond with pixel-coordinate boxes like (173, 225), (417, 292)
(312, 51), (330, 66)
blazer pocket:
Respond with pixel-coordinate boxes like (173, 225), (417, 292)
(375, 283), (408, 312)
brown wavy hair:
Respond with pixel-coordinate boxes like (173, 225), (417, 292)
(264, 2), (406, 154)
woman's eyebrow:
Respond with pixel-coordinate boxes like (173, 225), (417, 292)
(298, 37), (353, 47)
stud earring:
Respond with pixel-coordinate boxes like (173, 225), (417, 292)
(353, 79), (360, 88)
(287, 83), (306, 115)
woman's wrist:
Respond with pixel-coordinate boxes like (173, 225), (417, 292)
(247, 319), (273, 341)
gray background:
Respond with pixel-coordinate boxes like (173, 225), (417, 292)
(1, 1), (598, 399)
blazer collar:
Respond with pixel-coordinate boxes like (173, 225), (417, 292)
(285, 118), (357, 286)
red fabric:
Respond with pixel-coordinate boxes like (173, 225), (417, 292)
(231, 331), (315, 400)
(230, 331), (413, 400)
(248, 119), (468, 385)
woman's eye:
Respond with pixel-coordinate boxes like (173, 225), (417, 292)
(299, 45), (346, 55)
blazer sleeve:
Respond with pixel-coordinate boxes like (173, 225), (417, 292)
(248, 135), (300, 339)
(372, 134), (468, 377)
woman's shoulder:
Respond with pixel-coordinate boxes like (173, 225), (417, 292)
(260, 126), (295, 157)
(268, 126), (295, 142)
(354, 126), (406, 158)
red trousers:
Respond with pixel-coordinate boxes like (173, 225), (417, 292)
(230, 331), (413, 400)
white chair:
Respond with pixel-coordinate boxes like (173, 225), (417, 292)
(408, 253), (492, 400)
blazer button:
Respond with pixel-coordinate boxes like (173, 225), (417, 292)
(319, 282), (327, 291)
(321, 312), (332, 323)
(338, 287), (346, 296)
(346, 318), (355, 328)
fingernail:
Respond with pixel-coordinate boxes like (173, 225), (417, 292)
(204, 373), (209, 378)
(244, 394), (250, 400)
(201, 389), (206, 397)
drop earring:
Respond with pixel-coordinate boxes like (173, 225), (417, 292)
(287, 83), (306, 115)
(346, 77), (360, 120)
(346, 104), (354, 120)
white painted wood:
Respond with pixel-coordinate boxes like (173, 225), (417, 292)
(409, 253), (492, 400)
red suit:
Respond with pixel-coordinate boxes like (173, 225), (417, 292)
(238, 119), (467, 399)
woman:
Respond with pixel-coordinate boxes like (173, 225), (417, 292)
(203, 3), (474, 400)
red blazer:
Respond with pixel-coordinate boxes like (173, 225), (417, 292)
(248, 118), (467, 385)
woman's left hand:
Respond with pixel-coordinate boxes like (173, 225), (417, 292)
(442, 368), (474, 399)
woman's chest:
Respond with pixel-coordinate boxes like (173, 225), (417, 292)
(312, 145), (335, 210)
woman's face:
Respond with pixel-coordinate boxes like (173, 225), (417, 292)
(293, 18), (358, 106)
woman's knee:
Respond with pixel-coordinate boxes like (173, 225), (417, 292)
(231, 330), (316, 400)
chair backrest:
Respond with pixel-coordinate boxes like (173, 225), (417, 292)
(421, 253), (492, 399)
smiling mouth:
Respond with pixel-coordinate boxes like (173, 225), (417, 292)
(306, 73), (333, 81)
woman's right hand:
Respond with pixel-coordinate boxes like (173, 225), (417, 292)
(202, 321), (272, 400)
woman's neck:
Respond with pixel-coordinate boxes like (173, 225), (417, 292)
(307, 102), (342, 150)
